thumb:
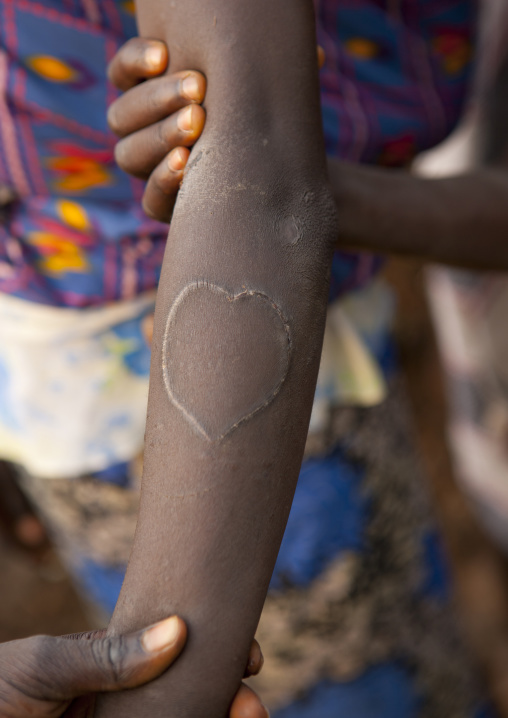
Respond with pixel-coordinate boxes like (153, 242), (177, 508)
(16, 615), (187, 701)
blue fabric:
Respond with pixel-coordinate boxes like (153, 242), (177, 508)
(419, 530), (452, 600)
(273, 666), (493, 718)
(91, 461), (131, 488)
(270, 450), (368, 590)
(72, 555), (125, 616)
(273, 664), (419, 718)
(74, 446), (495, 717)
(23, 2), (490, 715)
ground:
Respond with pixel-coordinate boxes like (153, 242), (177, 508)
(1, 258), (508, 713)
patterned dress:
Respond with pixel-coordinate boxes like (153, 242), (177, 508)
(0, 1), (494, 717)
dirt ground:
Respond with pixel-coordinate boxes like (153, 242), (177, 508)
(1, 258), (508, 713)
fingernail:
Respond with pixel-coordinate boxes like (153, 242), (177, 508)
(181, 74), (202, 102)
(317, 45), (326, 68)
(177, 105), (195, 132)
(248, 653), (264, 674)
(168, 148), (187, 172)
(144, 44), (165, 70)
(142, 616), (181, 653)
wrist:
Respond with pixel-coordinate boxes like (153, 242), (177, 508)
(326, 157), (372, 250)
(327, 157), (423, 256)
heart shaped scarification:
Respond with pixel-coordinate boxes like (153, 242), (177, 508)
(162, 282), (292, 441)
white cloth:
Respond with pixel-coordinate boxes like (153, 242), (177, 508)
(0, 279), (391, 478)
(0, 291), (155, 478)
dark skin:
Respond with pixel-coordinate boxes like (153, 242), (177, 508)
(0, 31), (269, 718)
(328, 18), (508, 270)
(20, 8), (508, 716)
(107, 40), (325, 224)
(95, 1), (338, 716)
(97, 7), (508, 716)
(99, 16), (508, 718)
(109, 38), (508, 272)
(6, 18), (505, 715)
(6, 14), (501, 717)
(0, 617), (264, 718)
(0, 617), (187, 718)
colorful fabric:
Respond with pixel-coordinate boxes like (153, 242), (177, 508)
(21, 378), (495, 717)
(0, 278), (391, 477)
(0, 0), (475, 307)
(256, 382), (492, 718)
(318, 0), (476, 298)
(316, 0), (476, 165)
(0, 0), (166, 307)
(0, 3), (494, 717)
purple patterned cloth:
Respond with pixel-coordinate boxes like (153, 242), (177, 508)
(0, 0), (475, 307)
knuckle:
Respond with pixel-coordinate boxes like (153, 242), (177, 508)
(91, 636), (129, 686)
(107, 38), (143, 86)
(146, 78), (169, 113)
(154, 83), (180, 120)
(27, 634), (52, 659)
(156, 118), (172, 149)
(158, 116), (182, 154)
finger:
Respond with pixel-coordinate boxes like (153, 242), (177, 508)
(317, 45), (326, 69)
(62, 629), (107, 641)
(142, 313), (155, 345)
(19, 615), (187, 700)
(115, 105), (204, 179)
(108, 38), (168, 91)
(108, 70), (206, 138)
(244, 639), (264, 677)
(230, 684), (270, 718)
(141, 147), (189, 222)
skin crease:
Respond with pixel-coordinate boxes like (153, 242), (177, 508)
(96, 1), (337, 717)
(0, 617), (187, 718)
(0, 618), (263, 717)
(95, 4), (508, 716)
(13, 3), (508, 713)
(106, 41), (325, 224)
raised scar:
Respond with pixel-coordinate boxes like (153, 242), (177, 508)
(162, 282), (292, 441)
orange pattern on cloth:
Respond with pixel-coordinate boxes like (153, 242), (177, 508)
(432, 30), (472, 76)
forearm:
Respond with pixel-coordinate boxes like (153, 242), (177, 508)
(332, 158), (508, 270)
(95, 2), (336, 717)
